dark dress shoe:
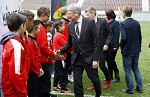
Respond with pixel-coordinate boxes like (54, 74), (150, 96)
(95, 95), (100, 97)
(135, 88), (143, 93)
(112, 78), (120, 83)
(122, 89), (133, 94)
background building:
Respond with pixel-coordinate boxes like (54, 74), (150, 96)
(21, 0), (150, 21)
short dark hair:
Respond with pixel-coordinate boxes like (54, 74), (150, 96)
(37, 6), (50, 17)
(19, 10), (34, 21)
(7, 13), (27, 32)
(122, 5), (132, 17)
(27, 20), (40, 33)
(54, 20), (63, 31)
(85, 6), (96, 15)
(44, 20), (54, 28)
(105, 9), (116, 19)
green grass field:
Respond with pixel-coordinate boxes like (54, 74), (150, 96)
(55, 22), (150, 97)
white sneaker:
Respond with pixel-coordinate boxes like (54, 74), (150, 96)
(68, 72), (74, 83)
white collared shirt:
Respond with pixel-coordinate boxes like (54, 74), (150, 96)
(95, 17), (98, 23)
(123, 17), (132, 21)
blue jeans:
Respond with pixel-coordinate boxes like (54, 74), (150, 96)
(122, 54), (143, 92)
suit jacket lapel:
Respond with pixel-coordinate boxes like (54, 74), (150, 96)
(97, 18), (100, 32)
(70, 22), (79, 41)
(79, 17), (86, 41)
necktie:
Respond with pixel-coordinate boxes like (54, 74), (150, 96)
(75, 22), (79, 36)
(96, 22), (98, 27)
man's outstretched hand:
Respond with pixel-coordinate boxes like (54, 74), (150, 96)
(54, 50), (65, 60)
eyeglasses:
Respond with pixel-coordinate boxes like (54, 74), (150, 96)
(46, 14), (50, 17)
(68, 12), (76, 15)
(43, 14), (50, 18)
(47, 15), (50, 18)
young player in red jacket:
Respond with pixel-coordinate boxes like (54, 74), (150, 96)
(19, 10), (35, 81)
(36, 7), (58, 97)
(27, 20), (44, 97)
(44, 21), (55, 77)
(0, 13), (28, 97)
(53, 20), (71, 94)
(44, 21), (54, 66)
(61, 6), (74, 84)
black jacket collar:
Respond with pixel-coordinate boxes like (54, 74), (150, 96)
(62, 17), (70, 24)
(37, 19), (45, 26)
(28, 35), (36, 40)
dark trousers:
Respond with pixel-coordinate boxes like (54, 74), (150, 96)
(66, 52), (72, 75)
(38, 63), (51, 97)
(27, 71), (38, 97)
(53, 61), (59, 87)
(73, 54), (101, 97)
(99, 49), (111, 80)
(50, 64), (55, 76)
(106, 47), (119, 79)
(53, 60), (68, 90)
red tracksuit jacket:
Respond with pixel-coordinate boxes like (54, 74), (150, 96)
(1, 35), (28, 97)
(27, 35), (41, 75)
(53, 32), (67, 59)
(21, 33), (30, 77)
(36, 21), (54, 63)
(61, 17), (70, 40)
(61, 17), (74, 51)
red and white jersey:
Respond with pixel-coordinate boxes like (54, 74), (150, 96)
(1, 36), (28, 97)
(47, 32), (54, 64)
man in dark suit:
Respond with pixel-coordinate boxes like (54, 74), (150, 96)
(120, 5), (143, 94)
(57, 3), (101, 97)
(85, 6), (113, 89)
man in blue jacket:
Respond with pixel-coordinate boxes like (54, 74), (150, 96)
(120, 5), (143, 94)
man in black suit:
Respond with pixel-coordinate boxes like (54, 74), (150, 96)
(85, 6), (113, 89)
(57, 3), (101, 97)
(120, 5), (143, 94)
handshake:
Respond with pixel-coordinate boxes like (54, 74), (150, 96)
(54, 50), (65, 60)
